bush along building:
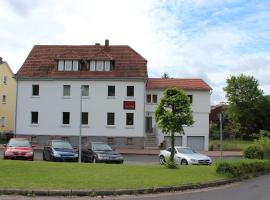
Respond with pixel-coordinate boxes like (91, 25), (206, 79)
(15, 40), (211, 151)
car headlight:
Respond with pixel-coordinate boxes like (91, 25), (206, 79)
(74, 153), (78, 157)
(191, 159), (198, 162)
(97, 154), (106, 159)
(26, 151), (33, 155)
(5, 151), (13, 156)
(53, 150), (61, 157)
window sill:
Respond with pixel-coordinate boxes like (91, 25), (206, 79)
(82, 96), (90, 99)
(31, 96), (40, 98)
(2, 102), (6, 104)
(125, 96), (135, 100)
(125, 126), (135, 129)
(29, 124), (39, 127)
(107, 96), (116, 99)
(106, 125), (116, 128)
(146, 102), (157, 105)
(61, 124), (71, 127)
(62, 96), (72, 99)
(81, 125), (89, 128)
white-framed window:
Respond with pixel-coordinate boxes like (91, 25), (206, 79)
(62, 112), (70, 125)
(58, 60), (64, 71)
(72, 60), (79, 71)
(63, 85), (71, 96)
(65, 60), (72, 71)
(2, 95), (6, 103)
(105, 61), (111, 71)
(58, 60), (79, 71)
(1, 117), (5, 127)
(108, 85), (115, 97)
(90, 61), (96, 71)
(3, 76), (7, 84)
(126, 113), (134, 126)
(96, 61), (104, 71)
(31, 112), (38, 124)
(32, 84), (39, 96)
(81, 85), (89, 96)
(82, 112), (88, 125)
(146, 94), (158, 104)
(107, 112), (115, 125)
(127, 86), (134, 97)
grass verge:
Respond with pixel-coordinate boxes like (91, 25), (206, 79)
(0, 160), (227, 190)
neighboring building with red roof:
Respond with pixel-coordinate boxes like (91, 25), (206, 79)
(15, 40), (211, 151)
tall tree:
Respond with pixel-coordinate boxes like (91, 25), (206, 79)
(224, 74), (264, 137)
(154, 88), (193, 162)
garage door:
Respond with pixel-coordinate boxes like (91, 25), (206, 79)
(187, 136), (205, 151)
(165, 136), (182, 148)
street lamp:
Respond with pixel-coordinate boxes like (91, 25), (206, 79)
(78, 86), (82, 163)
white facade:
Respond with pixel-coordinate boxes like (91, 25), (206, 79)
(145, 89), (211, 151)
(16, 80), (145, 144)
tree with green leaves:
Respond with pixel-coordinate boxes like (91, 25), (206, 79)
(224, 74), (265, 138)
(154, 88), (193, 163)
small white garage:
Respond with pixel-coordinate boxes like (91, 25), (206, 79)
(187, 136), (205, 151)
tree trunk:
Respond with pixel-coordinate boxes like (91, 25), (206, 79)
(170, 132), (175, 162)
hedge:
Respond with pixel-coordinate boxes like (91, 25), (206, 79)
(216, 160), (270, 179)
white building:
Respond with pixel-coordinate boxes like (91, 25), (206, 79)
(15, 40), (211, 151)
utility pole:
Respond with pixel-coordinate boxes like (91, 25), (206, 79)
(219, 113), (223, 160)
(78, 86), (82, 163)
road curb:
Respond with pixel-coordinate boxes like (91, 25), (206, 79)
(0, 179), (237, 197)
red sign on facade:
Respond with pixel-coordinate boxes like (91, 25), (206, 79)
(123, 101), (136, 110)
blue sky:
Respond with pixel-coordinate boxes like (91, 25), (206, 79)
(1, 0), (270, 104)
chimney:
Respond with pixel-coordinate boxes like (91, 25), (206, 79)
(105, 39), (109, 47)
(0, 57), (2, 63)
(95, 43), (100, 46)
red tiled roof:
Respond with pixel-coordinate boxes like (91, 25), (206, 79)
(146, 78), (212, 91)
(16, 45), (148, 79)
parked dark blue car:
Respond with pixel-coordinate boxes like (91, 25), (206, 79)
(43, 140), (78, 162)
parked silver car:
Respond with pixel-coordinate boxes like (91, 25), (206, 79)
(159, 146), (212, 165)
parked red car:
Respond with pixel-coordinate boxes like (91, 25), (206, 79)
(3, 138), (34, 161)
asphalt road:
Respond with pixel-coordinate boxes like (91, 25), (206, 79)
(0, 174), (269, 200)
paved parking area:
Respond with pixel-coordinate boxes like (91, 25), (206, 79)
(0, 149), (242, 164)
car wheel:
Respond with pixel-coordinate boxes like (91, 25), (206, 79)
(181, 159), (188, 165)
(92, 157), (97, 163)
(159, 155), (166, 165)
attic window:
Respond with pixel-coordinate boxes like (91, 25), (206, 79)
(89, 60), (111, 72)
(58, 60), (79, 71)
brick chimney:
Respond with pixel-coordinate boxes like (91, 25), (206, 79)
(104, 39), (109, 51)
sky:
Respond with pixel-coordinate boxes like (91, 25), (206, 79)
(1, 0), (270, 104)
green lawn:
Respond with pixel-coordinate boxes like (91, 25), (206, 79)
(0, 160), (227, 190)
(209, 139), (253, 151)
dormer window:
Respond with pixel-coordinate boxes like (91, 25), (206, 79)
(58, 60), (79, 71)
(89, 60), (111, 72)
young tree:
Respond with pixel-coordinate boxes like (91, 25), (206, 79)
(154, 88), (193, 162)
(224, 74), (264, 137)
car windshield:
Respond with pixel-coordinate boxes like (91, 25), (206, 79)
(92, 143), (112, 151)
(52, 141), (73, 149)
(176, 147), (195, 154)
(8, 139), (31, 147)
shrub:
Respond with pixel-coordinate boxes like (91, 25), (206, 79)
(244, 131), (270, 159)
(244, 145), (264, 159)
(164, 160), (178, 169)
(216, 160), (270, 178)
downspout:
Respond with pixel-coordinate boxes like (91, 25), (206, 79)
(14, 77), (18, 138)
